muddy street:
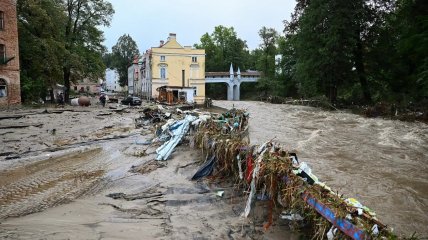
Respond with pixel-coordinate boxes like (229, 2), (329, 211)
(0, 105), (299, 239)
(215, 100), (428, 236)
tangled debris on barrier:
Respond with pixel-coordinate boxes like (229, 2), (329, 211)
(138, 106), (415, 239)
(190, 108), (401, 240)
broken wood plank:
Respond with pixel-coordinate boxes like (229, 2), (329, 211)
(0, 114), (25, 120)
(0, 123), (44, 129)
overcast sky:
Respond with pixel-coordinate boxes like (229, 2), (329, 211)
(101, 0), (296, 53)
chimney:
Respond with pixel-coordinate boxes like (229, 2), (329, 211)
(168, 33), (176, 41)
(160, 40), (164, 47)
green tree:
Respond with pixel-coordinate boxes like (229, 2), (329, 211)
(349, 0), (395, 104)
(195, 26), (250, 72)
(17, 0), (114, 103)
(294, 0), (361, 103)
(254, 27), (278, 96)
(258, 27), (278, 77)
(61, 0), (114, 102)
(102, 52), (114, 69)
(195, 26), (251, 99)
(276, 36), (298, 97)
(111, 34), (140, 87)
(17, 0), (66, 102)
(392, 0), (428, 102)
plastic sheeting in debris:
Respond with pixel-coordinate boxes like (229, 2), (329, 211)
(191, 155), (216, 180)
(156, 115), (197, 161)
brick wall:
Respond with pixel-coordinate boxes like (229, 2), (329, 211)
(0, 0), (21, 106)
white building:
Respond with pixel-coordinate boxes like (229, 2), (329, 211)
(105, 69), (124, 92)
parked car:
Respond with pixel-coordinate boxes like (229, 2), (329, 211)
(121, 96), (142, 106)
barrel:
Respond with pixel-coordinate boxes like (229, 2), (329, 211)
(78, 96), (91, 106)
(70, 98), (79, 106)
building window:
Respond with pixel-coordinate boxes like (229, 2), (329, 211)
(0, 78), (7, 97)
(192, 56), (197, 63)
(0, 11), (4, 30)
(0, 44), (5, 64)
(160, 56), (165, 62)
(160, 67), (166, 79)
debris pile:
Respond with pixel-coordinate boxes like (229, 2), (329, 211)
(137, 106), (401, 239)
(135, 108), (170, 128)
(189, 108), (396, 239)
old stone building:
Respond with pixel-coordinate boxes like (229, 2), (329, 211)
(0, 0), (21, 106)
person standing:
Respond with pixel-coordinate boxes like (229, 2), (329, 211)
(58, 93), (64, 105)
(100, 94), (106, 107)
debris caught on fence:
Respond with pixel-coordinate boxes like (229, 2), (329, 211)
(188, 107), (397, 239)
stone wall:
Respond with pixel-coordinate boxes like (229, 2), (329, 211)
(0, 0), (21, 106)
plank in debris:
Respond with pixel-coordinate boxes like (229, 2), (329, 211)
(0, 115), (25, 120)
(0, 123), (43, 129)
(302, 191), (370, 240)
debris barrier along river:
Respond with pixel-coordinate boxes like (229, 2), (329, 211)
(176, 108), (410, 239)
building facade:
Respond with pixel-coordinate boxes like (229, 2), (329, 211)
(127, 56), (140, 96)
(139, 33), (206, 104)
(0, 0), (21, 106)
(70, 78), (101, 95)
(105, 68), (125, 93)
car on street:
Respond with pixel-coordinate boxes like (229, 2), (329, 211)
(121, 96), (142, 106)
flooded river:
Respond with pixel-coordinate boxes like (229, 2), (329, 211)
(215, 100), (428, 236)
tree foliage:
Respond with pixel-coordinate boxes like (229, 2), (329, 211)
(194, 26), (251, 99)
(276, 0), (427, 106)
(195, 26), (251, 72)
(390, 0), (428, 102)
(17, 0), (66, 102)
(17, 0), (114, 102)
(61, 0), (114, 101)
(110, 34), (140, 87)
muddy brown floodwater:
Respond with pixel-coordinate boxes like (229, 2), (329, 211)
(215, 100), (428, 236)
(0, 102), (426, 239)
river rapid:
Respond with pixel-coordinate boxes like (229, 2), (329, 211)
(215, 100), (428, 236)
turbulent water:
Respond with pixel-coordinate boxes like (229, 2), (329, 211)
(215, 100), (428, 236)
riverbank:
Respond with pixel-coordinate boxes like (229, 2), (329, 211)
(258, 96), (428, 123)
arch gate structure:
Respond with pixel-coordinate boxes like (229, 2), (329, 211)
(205, 64), (261, 101)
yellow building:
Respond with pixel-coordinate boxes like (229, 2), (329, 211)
(140, 33), (206, 104)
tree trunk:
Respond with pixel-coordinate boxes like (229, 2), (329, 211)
(355, 38), (372, 104)
(63, 67), (71, 103)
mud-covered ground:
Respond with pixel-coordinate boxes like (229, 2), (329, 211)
(0, 103), (298, 239)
